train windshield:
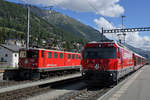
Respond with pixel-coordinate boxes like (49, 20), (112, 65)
(84, 47), (116, 59)
(27, 50), (39, 58)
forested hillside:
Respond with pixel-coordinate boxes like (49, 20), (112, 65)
(0, 0), (86, 50)
(30, 6), (107, 42)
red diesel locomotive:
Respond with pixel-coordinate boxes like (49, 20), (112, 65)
(19, 48), (81, 79)
(81, 41), (146, 85)
(4, 48), (81, 80)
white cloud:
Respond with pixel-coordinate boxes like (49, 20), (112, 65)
(94, 17), (150, 50)
(126, 32), (150, 50)
(94, 17), (118, 40)
(20, 0), (124, 17)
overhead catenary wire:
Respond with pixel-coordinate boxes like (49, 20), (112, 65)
(87, 0), (116, 41)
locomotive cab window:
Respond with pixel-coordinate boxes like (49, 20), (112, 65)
(27, 50), (39, 58)
(84, 47), (116, 59)
(54, 52), (58, 58)
(20, 51), (26, 58)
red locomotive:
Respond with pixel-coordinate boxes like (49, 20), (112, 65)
(4, 48), (81, 80)
(81, 41), (147, 85)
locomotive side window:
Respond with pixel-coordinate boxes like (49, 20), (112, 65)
(41, 51), (44, 58)
(68, 54), (71, 59)
(76, 55), (78, 59)
(47, 52), (52, 58)
(60, 53), (63, 59)
(72, 54), (75, 59)
(54, 52), (58, 58)
(79, 55), (81, 59)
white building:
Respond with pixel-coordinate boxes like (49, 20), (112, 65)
(0, 44), (22, 68)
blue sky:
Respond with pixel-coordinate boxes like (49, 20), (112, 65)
(6, 0), (150, 49)
(7, 0), (150, 36)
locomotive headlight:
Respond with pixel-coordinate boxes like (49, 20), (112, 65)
(24, 59), (28, 64)
(95, 64), (99, 70)
(110, 73), (113, 76)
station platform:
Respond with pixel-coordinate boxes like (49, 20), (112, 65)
(98, 65), (150, 100)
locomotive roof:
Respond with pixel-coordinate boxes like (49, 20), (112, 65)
(20, 48), (80, 54)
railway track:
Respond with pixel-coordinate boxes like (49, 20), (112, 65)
(0, 70), (80, 88)
(53, 67), (143, 100)
(0, 66), (144, 100)
(53, 86), (111, 100)
(0, 73), (82, 100)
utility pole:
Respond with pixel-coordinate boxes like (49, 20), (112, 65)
(122, 15), (126, 44)
(26, 5), (30, 49)
(101, 27), (104, 42)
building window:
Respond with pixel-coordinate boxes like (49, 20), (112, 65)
(15, 54), (17, 57)
(1, 57), (4, 62)
(5, 54), (8, 57)
(47, 52), (52, 58)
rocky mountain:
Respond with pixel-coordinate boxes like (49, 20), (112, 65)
(124, 43), (150, 60)
(30, 6), (107, 42)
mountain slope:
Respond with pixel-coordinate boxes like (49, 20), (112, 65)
(30, 6), (107, 42)
(0, 0), (85, 49)
(124, 43), (150, 60)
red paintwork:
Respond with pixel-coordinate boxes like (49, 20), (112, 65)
(19, 48), (81, 70)
(82, 42), (146, 71)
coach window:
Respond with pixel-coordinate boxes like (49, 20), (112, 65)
(60, 53), (63, 59)
(47, 52), (52, 58)
(54, 52), (58, 58)
(68, 54), (71, 59)
(72, 54), (75, 59)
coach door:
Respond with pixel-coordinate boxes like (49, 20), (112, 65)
(119, 49), (123, 70)
(40, 50), (45, 67)
(66, 53), (71, 66)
